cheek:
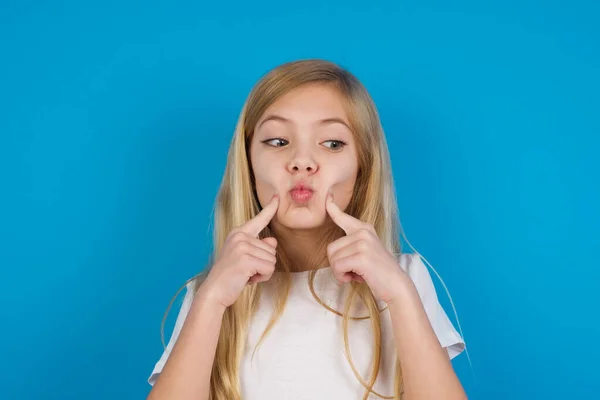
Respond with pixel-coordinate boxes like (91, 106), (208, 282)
(326, 159), (358, 205)
(251, 157), (282, 204)
(328, 158), (358, 187)
(253, 157), (279, 185)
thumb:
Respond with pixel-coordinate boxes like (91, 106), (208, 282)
(261, 237), (277, 249)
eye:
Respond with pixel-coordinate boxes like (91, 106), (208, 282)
(262, 138), (289, 147)
(321, 140), (347, 151)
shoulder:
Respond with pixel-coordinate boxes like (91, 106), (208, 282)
(398, 252), (432, 291)
(395, 252), (466, 360)
(396, 252), (448, 307)
(147, 280), (197, 386)
(398, 252), (421, 272)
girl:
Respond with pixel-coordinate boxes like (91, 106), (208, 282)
(147, 59), (467, 400)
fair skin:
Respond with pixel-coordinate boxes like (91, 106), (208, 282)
(325, 194), (468, 399)
(249, 83), (358, 272)
(148, 83), (467, 400)
(250, 83), (467, 398)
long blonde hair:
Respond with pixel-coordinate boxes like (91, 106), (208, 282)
(165, 59), (410, 399)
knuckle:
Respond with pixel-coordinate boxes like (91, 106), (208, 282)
(263, 271), (274, 281)
(231, 244), (244, 257)
(239, 252), (252, 263)
(327, 242), (337, 256)
(330, 259), (339, 270)
(359, 228), (372, 238)
(237, 241), (250, 253)
(357, 239), (369, 252)
(260, 257), (272, 267)
(262, 262), (275, 274)
(263, 242), (276, 255)
(232, 231), (247, 242)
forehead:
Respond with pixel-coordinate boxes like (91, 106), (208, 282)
(256, 84), (351, 129)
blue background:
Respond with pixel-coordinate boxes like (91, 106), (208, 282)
(1, 1), (598, 399)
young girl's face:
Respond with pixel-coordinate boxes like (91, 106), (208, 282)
(249, 83), (359, 230)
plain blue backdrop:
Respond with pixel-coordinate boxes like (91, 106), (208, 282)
(1, 1), (598, 399)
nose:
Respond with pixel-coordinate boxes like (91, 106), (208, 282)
(286, 149), (318, 175)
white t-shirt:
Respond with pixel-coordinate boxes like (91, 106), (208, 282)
(148, 253), (465, 398)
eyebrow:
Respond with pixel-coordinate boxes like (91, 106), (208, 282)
(257, 114), (352, 131)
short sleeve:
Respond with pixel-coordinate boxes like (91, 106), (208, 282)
(399, 253), (466, 360)
(148, 282), (195, 386)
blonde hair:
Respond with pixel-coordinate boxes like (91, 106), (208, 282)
(160, 59), (459, 399)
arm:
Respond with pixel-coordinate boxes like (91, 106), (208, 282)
(388, 275), (467, 400)
(147, 292), (226, 400)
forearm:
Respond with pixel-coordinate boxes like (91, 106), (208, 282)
(389, 277), (467, 400)
(148, 293), (226, 400)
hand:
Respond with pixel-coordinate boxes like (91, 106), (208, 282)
(199, 194), (280, 309)
(325, 191), (407, 305)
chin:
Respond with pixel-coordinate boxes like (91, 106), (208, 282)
(276, 210), (327, 230)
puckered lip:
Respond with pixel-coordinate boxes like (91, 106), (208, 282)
(289, 181), (314, 192)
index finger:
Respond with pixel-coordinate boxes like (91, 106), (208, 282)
(325, 191), (363, 235)
(241, 194), (280, 237)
